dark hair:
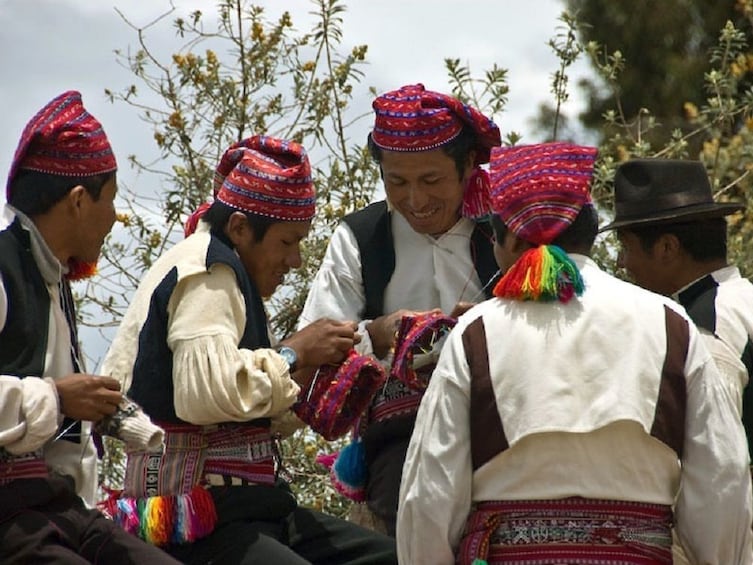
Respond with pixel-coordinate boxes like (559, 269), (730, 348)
(202, 200), (277, 243)
(623, 217), (727, 262)
(9, 170), (115, 216)
(491, 204), (599, 252)
(367, 125), (478, 179)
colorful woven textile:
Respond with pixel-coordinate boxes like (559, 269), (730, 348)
(371, 84), (501, 218)
(390, 311), (457, 391)
(215, 135), (315, 222)
(294, 350), (387, 441)
(7, 90), (116, 199)
(457, 497), (673, 565)
(0, 450), (48, 485)
(371, 84), (500, 164)
(489, 142), (597, 246)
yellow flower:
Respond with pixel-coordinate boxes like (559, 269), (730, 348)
(683, 102), (699, 120)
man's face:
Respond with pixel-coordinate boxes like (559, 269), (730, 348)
(235, 218), (312, 298)
(74, 176), (118, 263)
(380, 148), (471, 236)
(616, 229), (675, 295)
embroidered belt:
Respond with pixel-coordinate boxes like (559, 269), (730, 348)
(0, 450), (48, 485)
(124, 421), (275, 498)
(457, 497), (673, 565)
(367, 377), (423, 425)
(107, 421), (275, 546)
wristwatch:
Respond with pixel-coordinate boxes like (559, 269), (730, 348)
(276, 345), (298, 373)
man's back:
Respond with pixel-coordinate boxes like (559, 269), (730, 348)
(399, 256), (752, 564)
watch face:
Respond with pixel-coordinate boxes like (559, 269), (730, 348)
(279, 346), (297, 369)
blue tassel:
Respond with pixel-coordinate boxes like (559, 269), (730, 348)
(333, 438), (367, 489)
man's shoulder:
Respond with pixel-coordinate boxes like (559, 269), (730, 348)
(342, 200), (388, 227)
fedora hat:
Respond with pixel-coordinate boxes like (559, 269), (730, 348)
(600, 158), (744, 231)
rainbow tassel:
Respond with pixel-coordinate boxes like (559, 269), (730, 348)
(493, 245), (584, 303)
(100, 485), (218, 546)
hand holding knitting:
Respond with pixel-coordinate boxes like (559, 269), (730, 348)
(282, 318), (359, 370)
(54, 374), (123, 422)
(367, 308), (441, 359)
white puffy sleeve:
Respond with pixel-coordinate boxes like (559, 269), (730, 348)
(675, 328), (753, 564)
(167, 263), (300, 425)
(0, 274), (61, 453)
(397, 325), (473, 565)
(298, 222), (376, 356)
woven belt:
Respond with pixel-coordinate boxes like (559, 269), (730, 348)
(458, 497), (673, 565)
(0, 451), (48, 485)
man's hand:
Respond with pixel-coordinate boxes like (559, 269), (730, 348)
(449, 301), (476, 318)
(367, 308), (441, 359)
(54, 374), (123, 422)
(281, 318), (360, 370)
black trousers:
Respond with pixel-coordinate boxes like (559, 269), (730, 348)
(0, 475), (180, 565)
(167, 484), (397, 565)
(365, 438), (410, 537)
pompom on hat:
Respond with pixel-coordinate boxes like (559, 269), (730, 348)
(489, 142), (598, 303)
(185, 135), (315, 235)
(6, 90), (117, 201)
(371, 83), (502, 218)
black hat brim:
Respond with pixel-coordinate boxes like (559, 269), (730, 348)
(600, 201), (745, 232)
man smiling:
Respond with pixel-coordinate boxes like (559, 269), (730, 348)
(299, 83), (501, 534)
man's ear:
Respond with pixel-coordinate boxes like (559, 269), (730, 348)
(656, 233), (681, 261)
(66, 185), (86, 216)
(225, 211), (251, 247)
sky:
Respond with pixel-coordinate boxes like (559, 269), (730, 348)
(0, 0), (594, 366)
(0, 0), (593, 201)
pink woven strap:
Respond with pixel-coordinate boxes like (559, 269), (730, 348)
(0, 453), (48, 485)
(457, 497), (673, 565)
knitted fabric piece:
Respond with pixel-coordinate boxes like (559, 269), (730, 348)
(371, 83), (500, 164)
(390, 311), (457, 391)
(214, 135), (315, 222)
(489, 142), (597, 245)
(7, 90), (116, 199)
(294, 350), (387, 441)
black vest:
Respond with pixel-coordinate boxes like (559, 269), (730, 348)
(0, 219), (51, 377)
(128, 234), (271, 423)
(342, 201), (499, 319)
(678, 274), (753, 457)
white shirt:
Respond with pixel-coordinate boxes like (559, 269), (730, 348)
(299, 209), (487, 355)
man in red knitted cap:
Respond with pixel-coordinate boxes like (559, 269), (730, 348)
(298, 83), (502, 535)
(397, 142), (752, 564)
(101, 135), (397, 564)
(0, 91), (179, 563)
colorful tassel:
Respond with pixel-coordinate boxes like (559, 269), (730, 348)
(99, 485), (218, 546)
(493, 245), (584, 303)
(66, 258), (97, 281)
(316, 439), (368, 502)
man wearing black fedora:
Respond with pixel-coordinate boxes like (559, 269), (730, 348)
(603, 158), (753, 563)
(602, 158), (753, 449)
